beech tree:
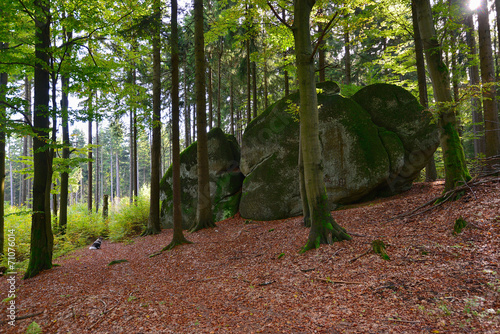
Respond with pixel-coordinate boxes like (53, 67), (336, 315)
(0, 42), (7, 255)
(414, 0), (471, 192)
(270, 0), (351, 250)
(25, 0), (54, 279)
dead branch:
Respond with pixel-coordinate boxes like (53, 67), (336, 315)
(348, 247), (372, 263)
(316, 278), (363, 285)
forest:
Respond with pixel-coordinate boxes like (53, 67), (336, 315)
(1, 0), (500, 332)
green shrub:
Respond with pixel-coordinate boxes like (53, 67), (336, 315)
(108, 186), (150, 242)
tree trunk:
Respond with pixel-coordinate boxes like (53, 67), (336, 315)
(21, 76), (31, 205)
(59, 49), (71, 233)
(465, 15), (485, 157)
(95, 121), (100, 212)
(252, 60), (257, 118)
(246, 38), (251, 123)
(415, 0), (471, 192)
(344, 23), (351, 85)
(88, 118), (92, 212)
(217, 47), (222, 128)
(208, 64), (213, 129)
(165, 0), (191, 249)
(293, 0), (351, 252)
(0, 42), (7, 255)
(25, 0), (54, 279)
(191, 0), (215, 232)
(184, 62), (191, 148)
(143, 0), (163, 235)
(230, 76), (234, 136)
(412, 0), (437, 181)
(110, 142), (113, 202)
(264, 58), (269, 109)
(318, 12), (326, 82)
(116, 153), (119, 198)
(478, 0), (500, 158)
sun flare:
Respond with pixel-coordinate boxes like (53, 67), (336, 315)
(469, 0), (481, 10)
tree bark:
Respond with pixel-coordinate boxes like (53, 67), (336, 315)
(412, 0), (437, 181)
(59, 33), (71, 233)
(88, 118), (92, 212)
(95, 121), (100, 212)
(217, 46), (222, 128)
(465, 14), (485, 157)
(230, 76), (234, 136)
(478, 0), (500, 157)
(165, 0), (191, 249)
(184, 62), (191, 148)
(0, 42), (7, 255)
(25, 0), (54, 279)
(293, 0), (351, 252)
(252, 60), (257, 118)
(415, 0), (471, 192)
(208, 64), (213, 129)
(191, 0), (215, 232)
(246, 38), (251, 124)
(344, 23), (351, 85)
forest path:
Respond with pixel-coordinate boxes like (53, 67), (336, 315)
(2, 180), (500, 333)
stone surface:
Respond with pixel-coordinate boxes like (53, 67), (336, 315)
(239, 82), (438, 221)
(352, 83), (439, 194)
(160, 127), (243, 229)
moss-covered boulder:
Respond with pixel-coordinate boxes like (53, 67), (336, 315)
(239, 81), (437, 221)
(160, 127), (243, 229)
(352, 83), (439, 193)
(240, 82), (395, 221)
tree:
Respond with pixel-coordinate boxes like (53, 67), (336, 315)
(281, 0), (351, 251)
(411, 0), (437, 182)
(25, 0), (54, 279)
(414, 0), (470, 192)
(143, 0), (162, 235)
(191, 0), (215, 232)
(477, 0), (500, 158)
(164, 0), (191, 249)
(0, 42), (7, 255)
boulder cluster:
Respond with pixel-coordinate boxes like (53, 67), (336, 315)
(160, 83), (439, 227)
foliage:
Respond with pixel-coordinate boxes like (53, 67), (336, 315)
(108, 185), (150, 242)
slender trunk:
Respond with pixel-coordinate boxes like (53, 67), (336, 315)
(88, 118), (92, 212)
(9, 144), (13, 206)
(110, 143), (113, 202)
(252, 60), (257, 118)
(465, 15), (485, 157)
(318, 14), (326, 82)
(284, 66), (290, 97)
(415, 0), (470, 192)
(230, 76), (234, 136)
(95, 121), (100, 212)
(25, 0), (54, 279)
(59, 52), (71, 233)
(133, 96), (138, 198)
(0, 46), (7, 254)
(144, 0), (163, 235)
(208, 65), (213, 129)
(191, 0), (215, 232)
(116, 153), (119, 199)
(166, 0), (191, 249)
(246, 38), (251, 123)
(21, 77), (31, 205)
(344, 24), (351, 85)
(478, 0), (500, 157)
(184, 62), (191, 147)
(217, 47), (222, 128)
(264, 59), (269, 109)
(293, 0), (351, 252)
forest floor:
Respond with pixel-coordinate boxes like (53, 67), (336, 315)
(2, 179), (500, 333)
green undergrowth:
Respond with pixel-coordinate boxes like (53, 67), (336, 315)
(1, 188), (150, 274)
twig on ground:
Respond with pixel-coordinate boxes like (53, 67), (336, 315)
(348, 247), (372, 263)
(316, 278), (363, 284)
(258, 280), (275, 286)
(384, 318), (421, 324)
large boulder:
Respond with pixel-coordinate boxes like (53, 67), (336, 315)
(239, 82), (438, 221)
(160, 127), (243, 229)
(352, 83), (439, 193)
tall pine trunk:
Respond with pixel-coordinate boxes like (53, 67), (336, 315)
(0, 42), (7, 255)
(415, 0), (471, 192)
(191, 0), (215, 232)
(293, 0), (351, 252)
(165, 0), (191, 249)
(143, 0), (162, 235)
(25, 0), (54, 279)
